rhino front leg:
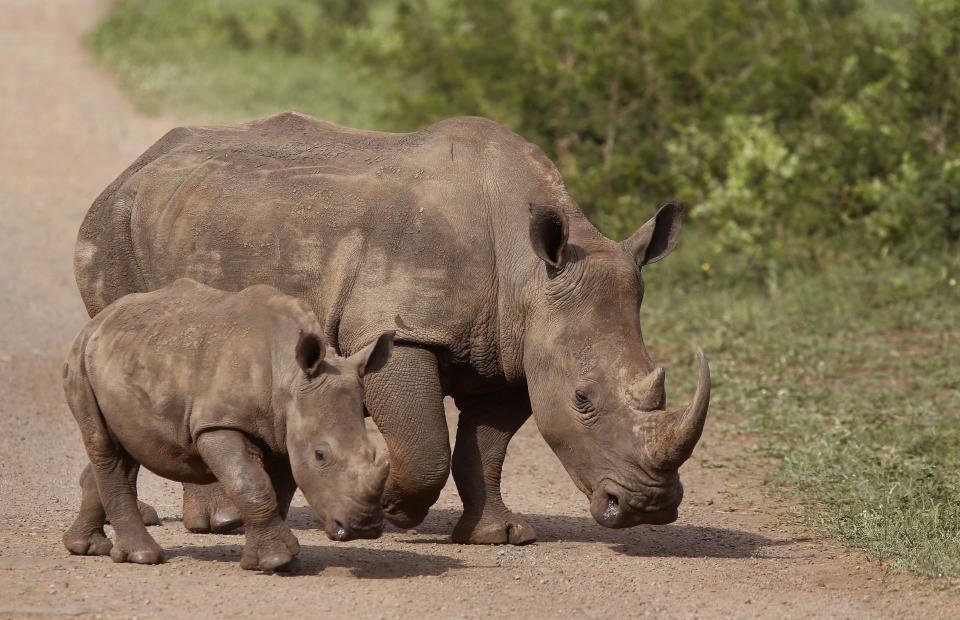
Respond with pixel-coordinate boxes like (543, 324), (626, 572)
(182, 482), (244, 534)
(196, 429), (300, 571)
(451, 390), (536, 545)
(363, 345), (450, 529)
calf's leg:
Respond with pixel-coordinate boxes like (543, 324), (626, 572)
(62, 463), (112, 556)
(196, 429), (299, 571)
(64, 360), (162, 564)
(362, 345), (450, 528)
(91, 450), (164, 564)
(451, 390), (536, 545)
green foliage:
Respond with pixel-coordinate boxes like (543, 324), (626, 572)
(85, 0), (383, 124)
(87, 1), (960, 274)
(369, 0), (960, 272)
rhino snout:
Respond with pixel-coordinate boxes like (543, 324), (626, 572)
(589, 478), (682, 528)
(324, 507), (385, 542)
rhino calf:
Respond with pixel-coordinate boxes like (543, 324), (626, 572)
(61, 278), (393, 571)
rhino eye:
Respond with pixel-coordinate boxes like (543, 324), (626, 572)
(314, 449), (325, 461)
(573, 389), (597, 422)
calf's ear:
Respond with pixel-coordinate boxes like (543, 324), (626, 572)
(620, 201), (684, 267)
(295, 331), (326, 378)
(529, 203), (569, 269)
(350, 331), (395, 377)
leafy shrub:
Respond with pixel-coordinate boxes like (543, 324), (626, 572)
(368, 0), (960, 277)
(88, 0), (960, 279)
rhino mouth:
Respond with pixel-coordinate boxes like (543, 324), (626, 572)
(325, 517), (385, 541)
(588, 477), (682, 528)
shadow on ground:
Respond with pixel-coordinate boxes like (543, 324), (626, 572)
(164, 543), (464, 578)
(286, 506), (801, 560)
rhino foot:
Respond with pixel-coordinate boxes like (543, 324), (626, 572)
(109, 537), (164, 565)
(137, 501), (161, 526)
(183, 482), (243, 534)
(241, 525), (301, 572)
(452, 512), (536, 545)
(63, 526), (113, 556)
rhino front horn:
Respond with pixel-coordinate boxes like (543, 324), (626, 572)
(657, 348), (710, 469)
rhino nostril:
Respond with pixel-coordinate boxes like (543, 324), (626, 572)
(333, 520), (346, 540)
(602, 494), (620, 520)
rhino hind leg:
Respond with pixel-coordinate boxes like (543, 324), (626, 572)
(451, 390), (536, 545)
(362, 345), (451, 529)
(63, 463), (113, 556)
(63, 349), (163, 565)
(196, 429), (300, 572)
(182, 482), (244, 534)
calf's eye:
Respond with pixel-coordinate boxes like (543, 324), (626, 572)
(315, 449), (326, 461)
(575, 390), (589, 405)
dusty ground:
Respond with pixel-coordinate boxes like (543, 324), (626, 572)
(0, 1), (957, 617)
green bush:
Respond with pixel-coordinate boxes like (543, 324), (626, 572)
(87, 0), (960, 278)
(368, 0), (960, 275)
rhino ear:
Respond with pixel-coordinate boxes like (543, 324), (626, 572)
(529, 203), (569, 269)
(349, 331), (395, 377)
(621, 201), (684, 267)
(295, 331), (326, 378)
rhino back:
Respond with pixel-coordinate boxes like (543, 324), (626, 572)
(82, 280), (301, 460)
(79, 111), (576, 374)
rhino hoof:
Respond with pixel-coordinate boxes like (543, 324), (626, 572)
(184, 507), (243, 534)
(110, 543), (164, 564)
(265, 554), (300, 573)
(63, 528), (113, 556)
(453, 515), (537, 545)
(183, 483), (243, 533)
(138, 501), (161, 526)
(210, 509), (244, 533)
(128, 548), (165, 565)
(382, 503), (428, 530)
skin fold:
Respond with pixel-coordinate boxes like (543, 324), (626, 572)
(74, 112), (709, 544)
(62, 279), (392, 570)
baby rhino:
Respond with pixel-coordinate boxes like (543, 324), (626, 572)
(62, 278), (392, 571)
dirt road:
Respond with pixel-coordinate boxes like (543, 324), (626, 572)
(0, 1), (956, 617)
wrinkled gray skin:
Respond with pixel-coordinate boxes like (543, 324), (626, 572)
(62, 278), (392, 570)
(75, 112), (710, 545)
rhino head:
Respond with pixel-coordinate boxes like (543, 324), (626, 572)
(523, 201), (710, 528)
(285, 331), (394, 541)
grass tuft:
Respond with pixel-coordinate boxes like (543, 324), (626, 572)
(645, 251), (960, 582)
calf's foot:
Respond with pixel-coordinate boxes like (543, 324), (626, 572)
(109, 533), (164, 565)
(63, 524), (113, 556)
(183, 482), (243, 533)
(452, 510), (536, 545)
(241, 522), (301, 572)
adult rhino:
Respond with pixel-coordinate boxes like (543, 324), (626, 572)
(75, 111), (710, 545)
